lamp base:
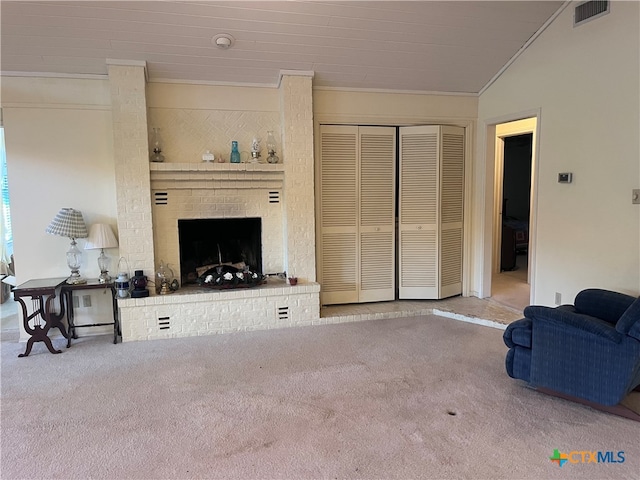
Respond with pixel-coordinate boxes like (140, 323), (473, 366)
(66, 274), (87, 285)
(98, 271), (112, 284)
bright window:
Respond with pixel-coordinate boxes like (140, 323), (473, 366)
(1, 127), (13, 267)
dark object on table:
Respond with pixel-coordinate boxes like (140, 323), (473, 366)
(504, 288), (640, 420)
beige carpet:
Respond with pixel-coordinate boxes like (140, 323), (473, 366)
(1, 315), (639, 480)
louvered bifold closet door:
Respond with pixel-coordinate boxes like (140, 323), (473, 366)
(359, 127), (396, 303)
(440, 126), (465, 298)
(399, 126), (439, 299)
(319, 126), (359, 305)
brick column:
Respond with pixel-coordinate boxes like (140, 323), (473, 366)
(107, 62), (155, 277)
(279, 72), (316, 282)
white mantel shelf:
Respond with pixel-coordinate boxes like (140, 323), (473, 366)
(150, 162), (284, 190)
(150, 162), (284, 172)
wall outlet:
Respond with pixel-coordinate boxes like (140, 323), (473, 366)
(555, 292), (562, 305)
(82, 295), (92, 308)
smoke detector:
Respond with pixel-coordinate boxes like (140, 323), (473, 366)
(212, 34), (235, 49)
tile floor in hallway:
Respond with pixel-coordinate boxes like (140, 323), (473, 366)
(321, 295), (523, 327)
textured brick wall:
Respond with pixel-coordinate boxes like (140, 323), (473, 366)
(119, 284), (321, 341)
(107, 64), (156, 275)
(151, 187), (285, 279)
(280, 74), (317, 281)
(147, 108), (281, 164)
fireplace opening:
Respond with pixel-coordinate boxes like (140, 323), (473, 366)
(178, 218), (262, 285)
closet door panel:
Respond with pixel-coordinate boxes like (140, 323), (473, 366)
(440, 126), (465, 297)
(359, 127), (396, 302)
(440, 225), (463, 298)
(399, 227), (438, 298)
(319, 126), (358, 304)
(399, 126), (439, 299)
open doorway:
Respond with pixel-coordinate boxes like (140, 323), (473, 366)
(491, 118), (536, 311)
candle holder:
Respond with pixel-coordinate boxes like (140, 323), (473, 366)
(266, 130), (280, 164)
(150, 128), (165, 163)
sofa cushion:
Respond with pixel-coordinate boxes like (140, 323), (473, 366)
(575, 288), (636, 324)
(505, 346), (531, 382)
(615, 297), (640, 341)
(503, 318), (532, 348)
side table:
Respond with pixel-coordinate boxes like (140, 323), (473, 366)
(61, 279), (120, 345)
(13, 277), (70, 357)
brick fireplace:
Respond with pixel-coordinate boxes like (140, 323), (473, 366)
(108, 63), (320, 342)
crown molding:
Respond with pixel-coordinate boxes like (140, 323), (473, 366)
(313, 85), (477, 97)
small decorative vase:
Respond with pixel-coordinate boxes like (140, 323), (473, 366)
(230, 141), (241, 163)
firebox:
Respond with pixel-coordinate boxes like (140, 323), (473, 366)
(178, 218), (262, 285)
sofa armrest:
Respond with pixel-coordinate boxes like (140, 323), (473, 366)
(524, 305), (623, 343)
(616, 297), (640, 341)
(574, 289), (636, 324)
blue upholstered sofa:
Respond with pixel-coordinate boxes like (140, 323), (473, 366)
(503, 289), (640, 414)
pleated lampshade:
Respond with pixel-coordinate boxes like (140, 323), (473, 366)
(84, 223), (118, 250)
(45, 208), (88, 239)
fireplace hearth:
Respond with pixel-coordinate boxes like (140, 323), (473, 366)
(178, 218), (262, 285)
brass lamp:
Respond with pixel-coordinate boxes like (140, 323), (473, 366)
(45, 208), (88, 284)
(84, 223), (119, 283)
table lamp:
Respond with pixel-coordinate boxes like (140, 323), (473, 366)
(84, 223), (119, 283)
(45, 208), (88, 284)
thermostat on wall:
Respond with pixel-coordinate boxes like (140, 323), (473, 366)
(558, 172), (573, 183)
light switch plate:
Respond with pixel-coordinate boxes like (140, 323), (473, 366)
(633, 189), (640, 205)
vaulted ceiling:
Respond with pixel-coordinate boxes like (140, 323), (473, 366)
(1, 1), (565, 94)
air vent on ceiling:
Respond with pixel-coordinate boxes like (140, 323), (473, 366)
(574, 0), (609, 27)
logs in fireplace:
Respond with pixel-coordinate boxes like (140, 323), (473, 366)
(178, 218), (262, 285)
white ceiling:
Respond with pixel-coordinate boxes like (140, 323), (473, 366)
(1, 1), (565, 94)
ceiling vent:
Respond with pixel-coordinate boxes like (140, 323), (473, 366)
(574, 1), (609, 27)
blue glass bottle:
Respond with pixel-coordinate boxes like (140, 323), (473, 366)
(230, 141), (241, 163)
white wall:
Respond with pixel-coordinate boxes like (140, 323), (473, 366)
(2, 77), (118, 335)
(314, 89), (478, 124)
(475, 1), (640, 304)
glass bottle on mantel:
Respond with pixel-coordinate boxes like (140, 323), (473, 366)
(150, 127), (165, 163)
(230, 140), (241, 163)
(266, 130), (280, 164)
